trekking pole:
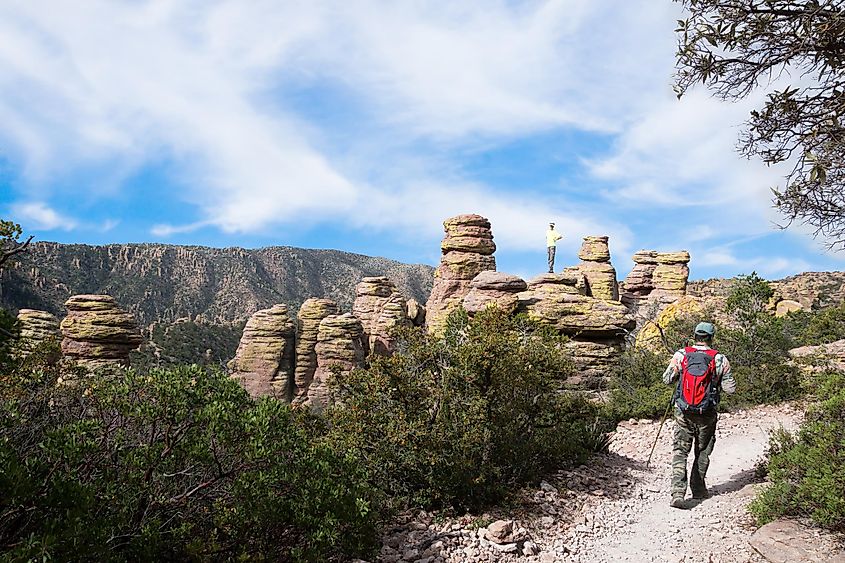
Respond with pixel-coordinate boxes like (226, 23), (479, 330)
(646, 397), (674, 469)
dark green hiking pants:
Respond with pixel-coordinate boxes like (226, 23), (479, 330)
(671, 407), (717, 497)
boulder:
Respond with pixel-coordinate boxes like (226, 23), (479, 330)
(462, 271), (527, 315)
(292, 298), (339, 405)
(228, 304), (295, 399)
(789, 339), (845, 372)
(17, 309), (60, 356)
(528, 271), (584, 291)
(406, 298), (426, 326)
(305, 313), (366, 412)
(749, 519), (845, 563)
(632, 250), (659, 264)
(60, 294), (143, 371)
(579, 261), (619, 301)
(635, 296), (704, 354)
(352, 276), (411, 355)
(775, 299), (804, 317)
(426, 214), (496, 332)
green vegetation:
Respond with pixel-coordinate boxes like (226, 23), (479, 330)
(750, 368), (845, 531)
(0, 350), (378, 562)
(131, 320), (245, 371)
(326, 307), (612, 512)
(0, 218), (32, 270)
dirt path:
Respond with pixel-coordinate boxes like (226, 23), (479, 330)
(377, 403), (813, 563)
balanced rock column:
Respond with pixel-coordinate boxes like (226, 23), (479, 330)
(621, 250), (659, 305)
(292, 298), (339, 405)
(305, 313), (366, 412)
(352, 276), (411, 355)
(425, 214), (496, 332)
(17, 309), (60, 357)
(228, 304), (295, 399)
(60, 295), (143, 371)
(576, 236), (619, 301)
(651, 251), (691, 302)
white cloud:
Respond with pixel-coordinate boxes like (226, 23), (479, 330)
(11, 202), (77, 231)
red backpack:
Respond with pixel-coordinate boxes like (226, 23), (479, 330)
(674, 347), (720, 414)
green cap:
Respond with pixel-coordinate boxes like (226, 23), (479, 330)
(694, 322), (715, 337)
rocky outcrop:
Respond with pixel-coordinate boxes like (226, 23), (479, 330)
(60, 295), (143, 370)
(564, 338), (625, 389)
(304, 313), (366, 412)
(575, 236), (619, 301)
(462, 271), (527, 316)
(227, 304), (295, 398)
(789, 339), (845, 372)
(518, 282), (634, 338)
(749, 519), (845, 563)
(406, 298), (426, 326)
(352, 276), (410, 355)
(621, 251), (658, 302)
(689, 272), (845, 314)
(17, 309), (60, 355)
(425, 214), (496, 332)
(292, 298), (339, 405)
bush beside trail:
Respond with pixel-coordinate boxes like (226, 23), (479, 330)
(0, 348), (378, 562)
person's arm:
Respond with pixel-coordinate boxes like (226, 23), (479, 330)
(553, 230), (563, 242)
(717, 354), (736, 394)
(662, 351), (683, 385)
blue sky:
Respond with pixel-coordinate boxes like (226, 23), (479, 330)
(1, 0), (843, 282)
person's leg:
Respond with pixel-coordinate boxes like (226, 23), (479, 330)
(671, 409), (694, 503)
(691, 413), (718, 497)
(548, 246), (555, 273)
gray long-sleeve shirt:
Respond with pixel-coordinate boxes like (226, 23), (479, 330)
(662, 344), (736, 394)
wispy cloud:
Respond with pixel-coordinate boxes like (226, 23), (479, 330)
(11, 202), (77, 231)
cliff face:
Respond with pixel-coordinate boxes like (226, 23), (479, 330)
(688, 271), (845, 310)
(0, 242), (434, 326)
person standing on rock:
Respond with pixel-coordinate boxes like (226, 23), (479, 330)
(546, 222), (563, 273)
(662, 321), (735, 508)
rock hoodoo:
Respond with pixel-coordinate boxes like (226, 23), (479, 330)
(576, 236), (619, 301)
(425, 214), (496, 332)
(305, 313), (366, 412)
(462, 271), (527, 316)
(60, 294), (143, 370)
(406, 298), (426, 326)
(352, 276), (411, 355)
(621, 250), (659, 305)
(651, 251), (691, 302)
(292, 298), (339, 405)
(227, 304), (295, 399)
(17, 309), (60, 356)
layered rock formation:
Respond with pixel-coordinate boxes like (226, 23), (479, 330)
(304, 313), (366, 412)
(425, 214), (496, 332)
(634, 296), (704, 354)
(60, 295), (143, 370)
(651, 251), (691, 302)
(789, 339), (845, 372)
(16, 309), (60, 355)
(227, 304), (295, 398)
(292, 298), (339, 405)
(406, 299), (426, 326)
(621, 251), (658, 305)
(462, 271), (527, 316)
(576, 236), (618, 301)
(518, 275), (634, 388)
(352, 276), (410, 355)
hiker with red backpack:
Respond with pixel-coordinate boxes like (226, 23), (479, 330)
(662, 321), (736, 508)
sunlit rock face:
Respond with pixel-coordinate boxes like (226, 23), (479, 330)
(228, 304), (295, 399)
(60, 294), (143, 371)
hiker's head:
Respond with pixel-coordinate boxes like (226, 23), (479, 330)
(693, 321), (716, 343)
(549, 222), (555, 228)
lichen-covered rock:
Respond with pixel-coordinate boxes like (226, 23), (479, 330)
(406, 298), (426, 326)
(517, 286), (634, 338)
(652, 263), (690, 295)
(632, 250), (659, 264)
(635, 296), (704, 354)
(352, 276), (411, 355)
(228, 304), (295, 399)
(656, 251), (691, 265)
(292, 298), (339, 406)
(305, 313), (365, 412)
(426, 214), (497, 332)
(17, 309), (60, 356)
(579, 261), (619, 301)
(623, 251), (659, 297)
(775, 299), (805, 317)
(60, 294), (143, 370)
(528, 271), (583, 291)
(578, 236), (611, 262)
(462, 271), (527, 315)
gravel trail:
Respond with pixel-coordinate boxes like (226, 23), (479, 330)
(377, 403), (815, 563)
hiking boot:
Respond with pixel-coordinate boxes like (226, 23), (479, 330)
(692, 488), (709, 499)
(670, 495), (685, 509)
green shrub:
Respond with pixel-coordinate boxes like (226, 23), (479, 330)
(607, 346), (673, 421)
(750, 369), (845, 531)
(325, 307), (608, 512)
(0, 361), (378, 562)
(782, 303), (845, 347)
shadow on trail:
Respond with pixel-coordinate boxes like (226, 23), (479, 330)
(710, 467), (761, 496)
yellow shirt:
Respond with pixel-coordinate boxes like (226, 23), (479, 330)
(546, 229), (562, 247)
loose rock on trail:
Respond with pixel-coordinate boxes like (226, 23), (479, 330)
(375, 402), (845, 563)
